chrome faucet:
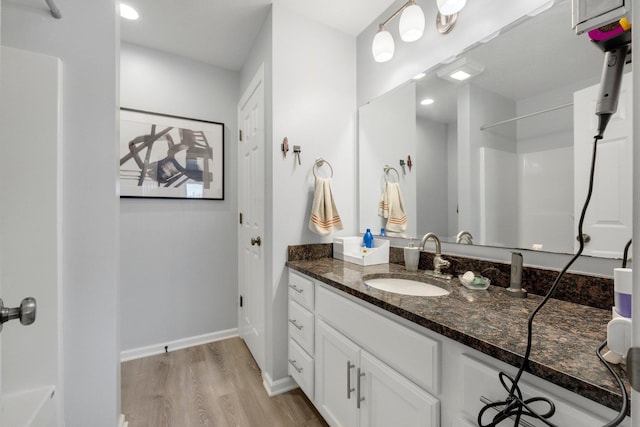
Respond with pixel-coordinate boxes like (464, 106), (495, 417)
(419, 233), (451, 278)
(456, 230), (473, 244)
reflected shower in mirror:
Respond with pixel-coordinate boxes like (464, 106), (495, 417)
(358, 0), (633, 258)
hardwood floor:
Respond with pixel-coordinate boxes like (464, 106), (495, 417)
(121, 337), (328, 427)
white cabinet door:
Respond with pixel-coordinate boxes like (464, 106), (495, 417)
(316, 319), (360, 427)
(359, 351), (439, 427)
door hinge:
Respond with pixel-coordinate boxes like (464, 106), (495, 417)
(239, 212), (243, 224)
(239, 129), (243, 142)
(239, 295), (244, 307)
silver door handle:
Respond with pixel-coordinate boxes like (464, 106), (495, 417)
(357, 368), (365, 409)
(0, 297), (36, 332)
(576, 233), (591, 243)
(251, 236), (261, 246)
(347, 361), (355, 399)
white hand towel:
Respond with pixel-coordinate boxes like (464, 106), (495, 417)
(309, 177), (344, 236)
(378, 182), (406, 233)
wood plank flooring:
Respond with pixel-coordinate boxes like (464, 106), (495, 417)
(121, 337), (328, 427)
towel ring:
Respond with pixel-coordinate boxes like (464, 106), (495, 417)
(313, 158), (334, 178)
(384, 165), (400, 183)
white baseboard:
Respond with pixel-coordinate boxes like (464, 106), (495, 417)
(120, 328), (239, 362)
(262, 372), (298, 396)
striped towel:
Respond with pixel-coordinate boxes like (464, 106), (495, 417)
(309, 177), (343, 235)
(378, 182), (407, 233)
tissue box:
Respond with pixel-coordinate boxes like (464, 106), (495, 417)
(333, 236), (390, 266)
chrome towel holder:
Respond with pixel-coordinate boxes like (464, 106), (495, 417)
(383, 165), (400, 183)
(313, 158), (334, 178)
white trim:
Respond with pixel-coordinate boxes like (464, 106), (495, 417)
(120, 329), (238, 362)
(118, 414), (128, 427)
(262, 372), (298, 397)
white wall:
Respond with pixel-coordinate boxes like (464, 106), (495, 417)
(119, 43), (240, 351)
(359, 82), (416, 237)
(416, 116), (448, 236)
(269, 3), (357, 383)
(2, 1), (120, 425)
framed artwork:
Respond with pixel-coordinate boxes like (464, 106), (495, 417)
(119, 108), (224, 200)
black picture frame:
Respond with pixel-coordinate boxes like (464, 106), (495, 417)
(119, 108), (224, 200)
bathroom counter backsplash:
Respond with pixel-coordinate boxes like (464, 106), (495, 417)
(286, 243), (624, 413)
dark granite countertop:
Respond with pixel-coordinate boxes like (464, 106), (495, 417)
(286, 257), (628, 413)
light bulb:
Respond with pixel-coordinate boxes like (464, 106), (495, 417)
(399, 3), (425, 42)
(120, 3), (139, 20)
(436, 0), (467, 15)
(372, 29), (394, 63)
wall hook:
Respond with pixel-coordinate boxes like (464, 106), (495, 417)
(399, 159), (406, 175)
(407, 155), (413, 171)
(293, 145), (302, 165)
(281, 137), (289, 158)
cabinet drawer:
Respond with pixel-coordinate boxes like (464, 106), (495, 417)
(289, 270), (314, 310)
(316, 285), (440, 395)
(288, 299), (314, 354)
(288, 338), (314, 399)
(460, 354), (611, 426)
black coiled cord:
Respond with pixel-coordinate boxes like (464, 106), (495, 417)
(479, 134), (627, 426)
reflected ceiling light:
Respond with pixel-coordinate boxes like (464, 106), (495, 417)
(413, 72), (427, 80)
(120, 3), (139, 20)
(436, 57), (485, 83)
(420, 98), (435, 105)
(372, 0), (425, 63)
(436, 0), (467, 15)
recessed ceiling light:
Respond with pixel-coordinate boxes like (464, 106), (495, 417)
(450, 70), (471, 81)
(420, 98), (435, 105)
(413, 72), (427, 80)
(120, 3), (139, 20)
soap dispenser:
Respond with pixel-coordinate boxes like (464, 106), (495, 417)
(404, 239), (420, 272)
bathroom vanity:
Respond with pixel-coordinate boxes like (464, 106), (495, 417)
(286, 256), (628, 426)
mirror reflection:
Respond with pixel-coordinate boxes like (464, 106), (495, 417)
(358, 0), (633, 258)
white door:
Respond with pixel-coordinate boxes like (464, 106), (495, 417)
(574, 72), (633, 257)
(0, 47), (62, 425)
(315, 319), (360, 427)
(238, 65), (266, 370)
(359, 351), (439, 427)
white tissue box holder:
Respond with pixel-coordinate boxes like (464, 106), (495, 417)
(333, 237), (390, 266)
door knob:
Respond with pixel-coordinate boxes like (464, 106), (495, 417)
(576, 233), (591, 243)
(0, 297), (36, 332)
(251, 236), (262, 246)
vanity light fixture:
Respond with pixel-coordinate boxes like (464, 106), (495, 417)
(436, 57), (485, 83)
(372, 0), (425, 63)
(120, 3), (139, 20)
(420, 98), (435, 105)
(413, 72), (427, 80)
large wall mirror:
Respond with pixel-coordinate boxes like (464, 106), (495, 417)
(358, 0), (633, 259)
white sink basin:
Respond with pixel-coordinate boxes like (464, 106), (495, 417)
(364, 277), (450, 297)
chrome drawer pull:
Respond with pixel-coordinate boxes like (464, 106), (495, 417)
(288, 318), (303, 330)
(347, 361), (355, 399)
(357, 368), (365, 409)
(289, 284), (304, 294)
(288, 358), (303, 373)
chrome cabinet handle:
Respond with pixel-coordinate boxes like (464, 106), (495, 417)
(289, 284), (304, 294)
(288, 318), (303, 330)
(356, 368), (365, 409)
(288, 358), (303, 373)
(251, 236), (261, 246)
(0, 297), (36, 332)
(347, 361), (355, 399)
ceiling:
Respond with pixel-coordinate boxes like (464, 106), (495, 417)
(120, 0), (397, 71)
(416, 0), (607, 124)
